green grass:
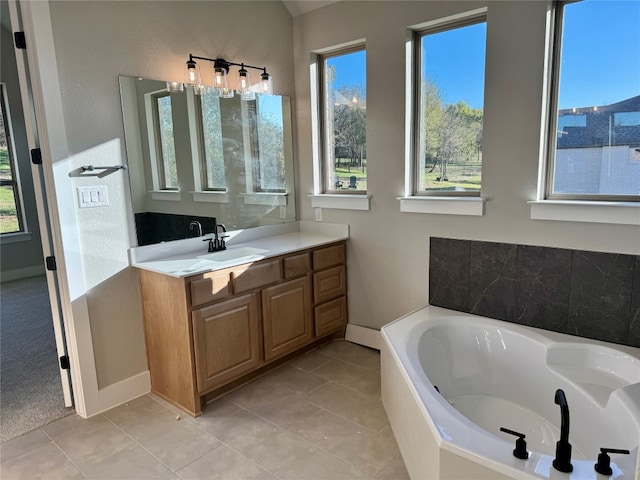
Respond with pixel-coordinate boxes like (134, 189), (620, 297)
(422, 164), (481, 191)
(0, 185), (20, 234)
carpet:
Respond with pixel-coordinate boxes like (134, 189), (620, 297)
(1, 275), (73, 443)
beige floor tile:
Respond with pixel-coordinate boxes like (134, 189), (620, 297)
(0, 441), (85, 480)
(303, 383), (388, 432)
(225, 380), (319, 429)
(311, 359), (381, 398)
(208, 409), (316, 473)
(273, 448), (371, 479)
(259, 364), (328, 395)
(102, 394), (169, 429)
(374, 455), (410, 480)
(176, 444), (274, 479)
(0, 429), (51, 463)
(42, 414), (136, 469)
(79, 444), (177, 479)
(288, 411), (399, 475)
(318, 341), (380, 372)
(192, 398), (241, 433)
(111, 409), (220, 471)
(288, 349), (333, 372)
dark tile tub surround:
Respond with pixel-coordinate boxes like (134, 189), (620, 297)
(135, 212), (218, 246)
(429, 237), (640, 348)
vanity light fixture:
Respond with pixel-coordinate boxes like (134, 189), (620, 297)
(178, 54), (273, 98)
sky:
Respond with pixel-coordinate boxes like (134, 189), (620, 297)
(327, 0), (640, 111)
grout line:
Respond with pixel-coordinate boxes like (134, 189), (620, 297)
(40, 427), (90, 479)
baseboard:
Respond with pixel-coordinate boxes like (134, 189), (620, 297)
(94, 370), (151, 416)
(345, 323), (381, 350)
(1, 265), (46, 282)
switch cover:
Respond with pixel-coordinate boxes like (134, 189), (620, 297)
(77, 186), (109, 208)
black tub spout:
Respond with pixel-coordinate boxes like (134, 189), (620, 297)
(552, 388), (573, 473)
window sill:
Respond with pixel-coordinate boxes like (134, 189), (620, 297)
(192, 191), (229, 203)
(529, 200), (640, 225)
(0, 231), (33, 245)
(398, 196), (485, 216)
(243, 192), (288, 206)
(150, 190), (181, 201)
(309, 194), (371, 211)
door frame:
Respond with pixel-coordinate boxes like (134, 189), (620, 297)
(8, 0), (100, 417)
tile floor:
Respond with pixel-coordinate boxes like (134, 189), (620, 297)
(1, 341), (409, 480)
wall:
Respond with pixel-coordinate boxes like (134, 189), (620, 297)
(46, 1), (294, 390)
(0, 23), (44, 281)
(292, 1), (640, 332)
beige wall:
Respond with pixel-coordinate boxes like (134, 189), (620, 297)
(292, 1), (640, 330)
(47, 1), (294, 389)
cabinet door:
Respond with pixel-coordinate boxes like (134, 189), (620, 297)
(262, 276), (313, 362)
(192, 293), (262, 393)
(313, 265), (346, 304)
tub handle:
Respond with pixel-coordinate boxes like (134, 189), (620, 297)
(594, 448), (630, 476)
(500, 427), (529, 460)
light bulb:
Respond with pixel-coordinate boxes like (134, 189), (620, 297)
(260, 71), (273, 94)
(184, 59), (201, 87)
(237, 65), (252, 94)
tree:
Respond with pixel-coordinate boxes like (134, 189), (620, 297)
(332, 85), (366, 171)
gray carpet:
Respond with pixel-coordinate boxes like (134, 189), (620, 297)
(1, 275), (73, 443)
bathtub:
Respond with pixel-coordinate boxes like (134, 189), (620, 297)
(380, 306), (640, 480)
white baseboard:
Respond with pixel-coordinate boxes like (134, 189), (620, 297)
(345, 323), (381, 350)
(1, 265), (46, 282)
(93, 370), (151, 416)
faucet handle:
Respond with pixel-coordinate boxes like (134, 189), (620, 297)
(500, 427), (529, 460)
(594, 448), (630, 476)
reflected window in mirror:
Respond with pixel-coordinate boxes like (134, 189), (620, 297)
(243, 94), (286, 193)
(147, 91), (178, 190)
(196, 89), (226, 191)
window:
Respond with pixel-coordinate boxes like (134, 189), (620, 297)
(253, 94), (286, 192)
(151, 92), (178, 190)
(546, 0), (640, 199)
(414, 14), (486, 196)
(0, 84), (25, 235)
(196, 89), (225, 190)
(320, 47), (367, 193)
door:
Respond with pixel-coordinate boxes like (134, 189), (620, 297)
(7, 0), (72, 406)
(262, 275), (313, 362)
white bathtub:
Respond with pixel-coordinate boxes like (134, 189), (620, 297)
(381, 306), (640, 480)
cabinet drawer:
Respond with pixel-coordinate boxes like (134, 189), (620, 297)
(284, 252), (311, 279)
(315, 296), (347, 337)
(313, 265), (346, 304)
(189, 271), (231, 308)
(313, 243), (345, 271)
(232, 259), (282, 294)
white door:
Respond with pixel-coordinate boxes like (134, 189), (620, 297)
(7, 0), (73, 407)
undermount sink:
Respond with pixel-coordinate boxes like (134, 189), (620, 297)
(197, 246), (269, 263)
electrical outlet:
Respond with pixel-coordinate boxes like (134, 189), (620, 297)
(314, 207), (323, 222)
(280, 206), (287, 219)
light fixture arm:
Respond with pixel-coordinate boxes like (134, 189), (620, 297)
(188, 54), (268, 76)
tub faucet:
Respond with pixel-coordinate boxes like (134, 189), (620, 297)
(552, 388), (573, 473)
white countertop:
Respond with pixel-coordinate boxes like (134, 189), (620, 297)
(129, 221), (349, 278)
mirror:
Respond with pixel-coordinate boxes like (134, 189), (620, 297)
(119, 76), (296, 246)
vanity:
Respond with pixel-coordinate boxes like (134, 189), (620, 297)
(130, 222), (349, 416)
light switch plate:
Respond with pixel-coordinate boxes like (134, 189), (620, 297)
(77, 186), (109, 208)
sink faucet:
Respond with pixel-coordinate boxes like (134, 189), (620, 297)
(552, 388), (573, 473)
(189, 221), (203, 237)
(203, 219), (228, 252)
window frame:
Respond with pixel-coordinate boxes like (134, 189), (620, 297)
(0, 83), (26, 235)
(543, 0), (640, 202)
(411, 12), (487, 198)
(318, 44), (367, 195)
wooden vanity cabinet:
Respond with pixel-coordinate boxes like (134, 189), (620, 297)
(138, 241), (347, 417)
